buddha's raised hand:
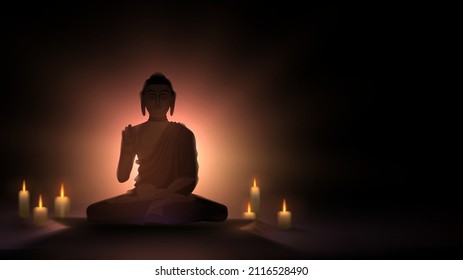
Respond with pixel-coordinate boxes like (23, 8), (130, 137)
(121, 124), (136, 155)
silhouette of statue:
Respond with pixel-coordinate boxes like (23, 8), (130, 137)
(87, 73), (228, 224)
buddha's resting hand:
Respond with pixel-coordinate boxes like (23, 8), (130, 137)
(136, 183), (169, 201)
(106, 189), (140, 204)
(121, 124), (136, 155)
(146, 192), (195, 216)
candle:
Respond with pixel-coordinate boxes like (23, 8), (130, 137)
(18, 180), (30, 218)
(54, 183), (71, 218)
(277, 199), (292, 230)
(250, 178), (260, 214)
(33, 195), (48, 226)
(242, 201), (256, 220)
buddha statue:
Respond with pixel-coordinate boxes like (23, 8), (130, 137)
(87, 73), (228, 224)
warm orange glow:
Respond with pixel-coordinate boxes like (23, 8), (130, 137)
(60, 183), (65, 198)
(38, 195), (43, 208)
(22, 180), (26, 191)
(6, 9), (321, 221)
(282, 199), (287, 212)
(41, 46), (303, 218)
(247, 201), (252, 213)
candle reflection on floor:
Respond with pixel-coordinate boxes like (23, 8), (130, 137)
(0, 208), (69, 250)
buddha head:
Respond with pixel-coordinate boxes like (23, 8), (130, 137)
(140, 73), (176, 118)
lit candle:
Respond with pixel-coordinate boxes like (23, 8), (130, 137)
(54, 183), (71, 218)
(242, 201), (256, 220)
(250, 178), (260, 214)
(277, 199), (292, 230)
(33, 195), (48, 226)
(18, 180), (30, 218)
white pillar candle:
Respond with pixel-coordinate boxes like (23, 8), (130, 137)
(33, 195), (48, 226)
(250, 178), (260, 214)
(242, 201), (256, 220)
(54, 183), (70, 218)
(18, 180), (30, 218)
(277, 199), (292, 230)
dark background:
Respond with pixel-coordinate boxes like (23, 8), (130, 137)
(0, 2), (455, 222)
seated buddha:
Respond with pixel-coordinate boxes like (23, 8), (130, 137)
(86, 73), (228, 224)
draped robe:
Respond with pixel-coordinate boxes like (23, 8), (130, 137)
(134, 122), (198, 199)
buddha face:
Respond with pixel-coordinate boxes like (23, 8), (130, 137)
(143, 84), (173, 117)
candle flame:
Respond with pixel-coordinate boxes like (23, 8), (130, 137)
(60, 183), (65, 197)
(39, 195), (43, 208)
(282, 199), (287, 212)
(253, 178), (257, 187)
(247, 201), (252, 213)
(22, 180), (26, 191)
